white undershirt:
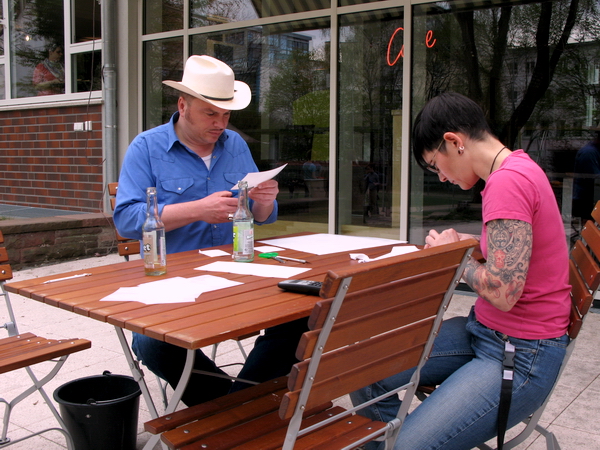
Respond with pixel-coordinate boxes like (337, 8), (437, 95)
(201, 153), (212, 169)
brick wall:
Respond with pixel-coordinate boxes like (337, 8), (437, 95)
(0, 214), (118, 270)
(0, 104), (104, 212)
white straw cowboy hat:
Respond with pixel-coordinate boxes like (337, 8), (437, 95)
(163, 55), (251, 110)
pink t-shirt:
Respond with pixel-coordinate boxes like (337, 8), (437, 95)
(475, 150), (571, 339)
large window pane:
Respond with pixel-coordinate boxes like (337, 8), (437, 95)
(0, 1), (4, 56)
(190, 20), (331, 227)
(0, 65), (4, 100)
(145, 0), (184, 34)
(190, 0), (331, 26)
(73, 0), (101, 43)
(337, 8), (403, 238)
(143, 37), (184, 129)
(9, 1), (65, 98)
(410, 0), (600, 245)
(72, 50), (102, 93)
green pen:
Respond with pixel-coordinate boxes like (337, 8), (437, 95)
(259, 252), (308, 264)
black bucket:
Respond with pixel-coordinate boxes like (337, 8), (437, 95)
(53, 371), (141, 450)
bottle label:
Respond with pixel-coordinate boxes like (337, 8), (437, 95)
(233, 223), (254, 256)
(143, 231), (166, 266)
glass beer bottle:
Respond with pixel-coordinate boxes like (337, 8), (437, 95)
(232, 180), (254, 262)
(142, 187), (167, 275)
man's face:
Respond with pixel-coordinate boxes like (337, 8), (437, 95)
(179, 96), (231, 147)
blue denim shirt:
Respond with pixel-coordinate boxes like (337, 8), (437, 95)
(113, 112), (277, 254)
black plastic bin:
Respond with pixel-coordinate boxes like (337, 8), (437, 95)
(53, 371), (141, 450)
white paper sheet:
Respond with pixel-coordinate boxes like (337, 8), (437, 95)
(350, 245), (420, 262)
(231, 164), (287, 189)
(254, 245), (285, 253)
(99, 275), (243, 305)
(195, 261), (310, 278)
(199, 249), (230, 257)
(258, 233), (407, 256)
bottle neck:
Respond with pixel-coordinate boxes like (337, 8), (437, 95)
(234, 181), (252, 219)
(146, 188), (160, 220)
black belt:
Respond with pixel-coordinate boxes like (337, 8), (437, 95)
(498, 340), (515, 449)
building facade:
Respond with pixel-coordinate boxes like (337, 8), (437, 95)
(0, 0), (599, 244)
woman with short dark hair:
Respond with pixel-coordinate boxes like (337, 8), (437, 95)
(351, 92), (571, 450)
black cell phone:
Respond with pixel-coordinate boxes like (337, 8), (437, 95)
(277, 279), (322, 296)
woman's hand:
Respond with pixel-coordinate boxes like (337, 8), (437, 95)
(424, 228), (460, 248)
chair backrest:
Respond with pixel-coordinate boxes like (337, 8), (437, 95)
(108, 182), (140, 259)
(280, 239), (477, 449)
(567, 201), (600, 339)
(0, 230), (18, 337)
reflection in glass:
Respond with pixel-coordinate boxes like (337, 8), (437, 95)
(143, 37), (184, 130)
(0, 1), (4, 56)
(337, 8), (403, 238)
(73, 0), (101, 43)
(72, 50), (102, 93)
(144, 0), (183, 34)
(188, 21), (331, 225)
(410, 0), (600, 245)
(9, 1), (64, 98)
(0, 65), (4, 100)
(190, 0), (331, 26)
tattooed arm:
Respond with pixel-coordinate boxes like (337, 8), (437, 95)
(461, 219), (532, 311)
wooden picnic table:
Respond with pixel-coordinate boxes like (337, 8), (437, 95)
(4, 233), (407, 449)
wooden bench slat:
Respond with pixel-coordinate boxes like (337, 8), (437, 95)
(0, 336), (91, 374)
(225, 406), (348, 450)
(299, 294), (441, 359)
(180, 404), (338, 450)
(320, 243), (469, 297)
(291, 318), (434, 391)
(161, 387), (288, 449)
(571, 239), (600, 300)
(308, 267), (455, 329)
(291, 413), (376, 450)
(145, 377), (287, 434)
(281, 344), (425, 420)
(317, 420), (389, 450)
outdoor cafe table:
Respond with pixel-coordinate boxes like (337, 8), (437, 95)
(4, 233), (410, 449)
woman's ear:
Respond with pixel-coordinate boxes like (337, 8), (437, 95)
(442, 132), (466, 154)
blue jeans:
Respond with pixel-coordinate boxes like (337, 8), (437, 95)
(132, 318), (308, 406)
(350, 309), (568, 450)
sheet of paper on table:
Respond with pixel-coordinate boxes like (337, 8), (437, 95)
(231, 164), (287, 190)
(350, 245), (420, 262)
(196, 261), (310, 278)
(99, 275), (243, 305)
(258, 233), (408, 256)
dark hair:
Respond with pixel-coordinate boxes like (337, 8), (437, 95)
(46, 41), (63, 53)
(412, 92), (494, 171)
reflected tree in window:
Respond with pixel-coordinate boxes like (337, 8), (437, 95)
(426, 0), (600, 150)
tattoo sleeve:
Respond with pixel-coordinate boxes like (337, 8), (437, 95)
(462, 219), (532, 310)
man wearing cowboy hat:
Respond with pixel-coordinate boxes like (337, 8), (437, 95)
(114, 55), (304, 406)
(573, 122), (600, 222)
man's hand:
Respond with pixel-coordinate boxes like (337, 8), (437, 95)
(200, 191), (239, 223)
(161, 190), (238, 230)
(249, 180), (278, 222)
(249, 180), (279, 205)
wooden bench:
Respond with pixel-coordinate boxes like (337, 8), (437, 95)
(145, 239), (477, 449)
(0, 230), (91, 448)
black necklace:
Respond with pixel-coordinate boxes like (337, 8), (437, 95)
(490, 146), (508, 175)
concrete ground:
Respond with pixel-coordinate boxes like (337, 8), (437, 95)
(1, 253), (599, 449)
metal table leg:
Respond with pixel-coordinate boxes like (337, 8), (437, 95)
(113, 327), (196, 450)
